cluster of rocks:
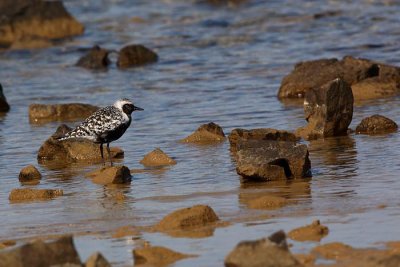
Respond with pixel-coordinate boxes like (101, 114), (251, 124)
(0, 0), (84, 49)
(76, 44), (158, 70)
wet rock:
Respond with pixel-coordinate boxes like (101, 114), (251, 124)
(18, 165), (42, 182)
(0, 240), (16, 250)
(133, 246), (191, 266)
(288, 220), (329, 242)
(0, 0), (84, 49)
(236, 140), (311, 181)
(181, 122), (226, 143)
(356, 114), (398, 134)
(140, 148), (176, 167)
(154, 205), (219, 233)
(87, 166), (132, 185)
(295, 78), (353, 140)
(278, 56), (400, 100)
(0, 235), (81, 266)
(112, 225), (140, 238)
(117, 44), (158, 68)
(224, 230), (302, 267)
(38, 124), (124, 163)
(0, 84), (10, 112)
(29, 103), (99, 124)
(85, 252), (111, 267)
(76, 45), (111, 70)
(247, 195), (289, 210)
(229, 128), (298, 152)
(9, 188), (63, 202)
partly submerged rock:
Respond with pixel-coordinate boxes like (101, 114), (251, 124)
(356, 114), (398, 134)
(278, 56), (400, 100)
(0, 0), (84, 49)
(0, 235), (81, 266)
(38, 124), (124, 163)
(133, 246), (192, 266)
(85, 252), (111, 267)
(87, 166), (132, 185)
(76, 45), (111, 70)
(0, 240), (16, 250)
(0, 83), (10, 112)
(29, 103), (99, 124)
(236, 140), (311, 181)
(18, 165), (42, 182)
(140, 148), (176, 167)
(296, 78), (353, 140)
(117, 44), (158, 68)
(224, 230), (302, 267)
(181, 122), (226, 143)
(229, 128), (298, 152)
(288, 220), (329, 242)
(247, 195), (289, 210)
(9, 188), (63, 202)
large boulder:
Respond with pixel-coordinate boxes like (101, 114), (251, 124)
(278, 56), (400, 100)
(236, 140), (311, 181)
(181, 122), (226, 143)
(224, 230), (303, 267)
(117, 44), (158, 69)
(0, 83), (10, 112)
(0, 235), (81, 267)
(355, 115), (398, 134)
(295, 78), (353, 140)
(37, 124), (124, 163)
(229, 128), (298, 152)
(0, 0), (84, 49)
(29, 103), (99, 124)
(76, 45), (111, 70)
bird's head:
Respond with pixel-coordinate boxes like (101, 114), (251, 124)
(114, 98), (143, 115)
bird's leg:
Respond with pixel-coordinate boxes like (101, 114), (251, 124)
(106, 143), (113, 167)
(100, 143), (105, 166)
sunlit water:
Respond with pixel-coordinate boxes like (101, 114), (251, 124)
(1, 0), (400, 266)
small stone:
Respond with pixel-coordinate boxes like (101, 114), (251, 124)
(117, 44), (158, 68)
(133, 246), (191, 266)
(76, 45), (111, 70)
(140, 148), (176, 167)
(85, 252), (111, 267)
(356, 114), (398, 134)
(19, 165), (42, 182)
(29, 103), (99, 124)
(288, 220), (329, 242)
(181, 122), (226, 143)
(0, 83), (10, 112)
(224, 230), (302, 267)
(88, 166), (132, 185)
(9, 188), (63, 202)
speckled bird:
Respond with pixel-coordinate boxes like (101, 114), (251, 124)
(58, 98), (143, 166)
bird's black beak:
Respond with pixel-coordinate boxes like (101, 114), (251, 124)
(133, 105), (144, 111)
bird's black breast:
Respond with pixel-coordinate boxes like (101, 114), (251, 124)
(97, 120), (131, 143)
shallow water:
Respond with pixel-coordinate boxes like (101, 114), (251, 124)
(1, 0), (400, 266)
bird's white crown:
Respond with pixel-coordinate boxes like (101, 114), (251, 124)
(113, 98), (133, 110)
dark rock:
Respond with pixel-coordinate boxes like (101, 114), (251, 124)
(296, 78), (353, 140)
(38, 124), (124, 163)
(29, 103), (99, 124)
(236, 140), (311, 181)
(313, 10), (342, 19)
(117, 44), (158, 68)
(85, 252), (111, 267)
(181, 122), (226, 143)
(9, 188), (63, 202)
(133, 246), (192, 266)
(140, 148), (176, 167)
(0, 235), (81, 266)
(278, 56), (400, 100)
(76, 45), (111, 70)
(18, 165), (42, 182)
(224, 230), (302, 267)
(0, 0), (84, 49)
(87, 166), (132, 185)
(0, 84), (10, 112)
(229, 128), (298, 152)
(356, 115), (398, 134)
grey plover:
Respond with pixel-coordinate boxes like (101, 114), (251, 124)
(58, 98), (143, 166)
